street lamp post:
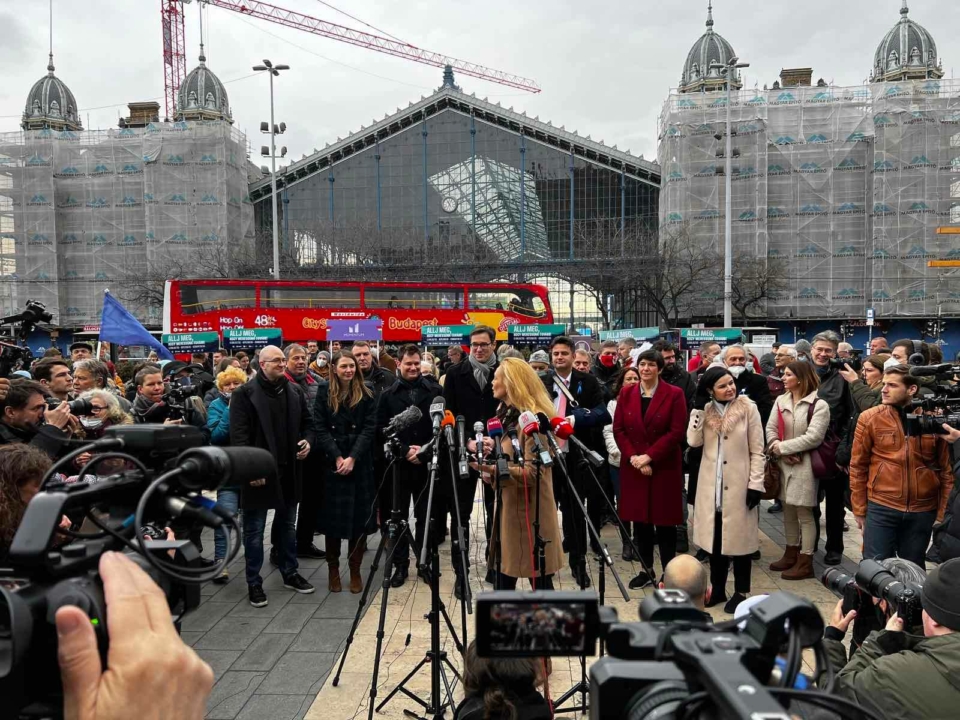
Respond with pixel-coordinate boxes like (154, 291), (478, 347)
(715, 57), (749, 327)
(253, 60), (289, 280)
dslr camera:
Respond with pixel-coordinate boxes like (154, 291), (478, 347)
(0, 424), (276, 718)
(475, 589), (867, 720)
(44, 396), (95, 417)
(0, 300), (54, 377)
(827, 349), (861, 372)
(822, 558), (924, 627)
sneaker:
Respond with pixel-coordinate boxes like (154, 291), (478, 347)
(282, 572), (315, 594)
(628, 571), (652, 589)
(212, 569), (230, 585)
(248, 584), (268, 608)
(723, 593), (747, 614)
(297, 543), (326, 559)
(824, 550), (843, 566)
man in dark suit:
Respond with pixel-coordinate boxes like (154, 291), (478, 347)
(442, 325), (500, 597)
(542, 336), (611, 588)
(230, 345), (316, 608)
(720, 344), (774, 427)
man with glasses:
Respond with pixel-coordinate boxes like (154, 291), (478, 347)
(230, 345), (316, 607)
(443, 325), (500, 598)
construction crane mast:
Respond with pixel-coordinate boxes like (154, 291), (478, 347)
(160, 0), (540, 121)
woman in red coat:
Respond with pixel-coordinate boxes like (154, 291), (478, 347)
(613, 349), (688, 589)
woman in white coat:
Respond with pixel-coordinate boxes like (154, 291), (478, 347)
(687, 366), (766, 614)
(766, 361), (829, 580)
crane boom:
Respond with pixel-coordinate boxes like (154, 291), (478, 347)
(162, 0), (540, 119)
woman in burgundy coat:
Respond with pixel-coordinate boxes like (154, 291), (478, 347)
(613, 349), (688, 589)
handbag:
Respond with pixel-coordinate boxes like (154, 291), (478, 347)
(761, 407), (784, 500)
(807, 399), (839, 478)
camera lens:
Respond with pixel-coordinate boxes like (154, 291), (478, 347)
(624, 680), (690, 720)
(67, 398), (95, 416)
(821, 567), (854, 593)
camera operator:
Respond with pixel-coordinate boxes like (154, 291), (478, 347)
(849, 364), (954, 566)
(32, 356), (75, 403)
(55, 551), (214, 720)
(130, 365), (205, 431)
(658, 554), (712, 617)
(0, 378), (72, 459)
(889, 339), (936, 397)
(822, 558), (960, 720)
(454, 640), (551, 720)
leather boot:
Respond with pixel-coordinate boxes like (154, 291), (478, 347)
(348, 538), (363, 594)
(325, 536), (341, 593)
(781, 552), (814, 581)
(769, 545), (799, 572)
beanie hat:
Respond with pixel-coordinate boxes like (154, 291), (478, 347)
(922, 558), (960, 631)
(794, 339), (812, 356)
(529, 350), (549, 364)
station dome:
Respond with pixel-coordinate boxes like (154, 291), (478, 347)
(679, 2), (743, 94)
(870, 1), (942, 83)
(21, 54), (83, 132)
(177, 47), (233, 123)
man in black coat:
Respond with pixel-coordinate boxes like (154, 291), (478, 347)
(230, 345), (316, 608)
(443, 325), (500, 596)
(352, 341), (397, 399)
(377, 344), (442, 587)
(0, 379), (72, 459)
(592, 340), (622, 402)
(654, 340), (697, 411)
(719, 345), (774, 427)
(543, 336), (611, 588)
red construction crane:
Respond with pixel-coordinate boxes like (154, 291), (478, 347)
(160, 0), (540, 120)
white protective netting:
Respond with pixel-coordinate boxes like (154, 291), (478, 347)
(0, 121), (254, 326)
(658, 79), (960, 319)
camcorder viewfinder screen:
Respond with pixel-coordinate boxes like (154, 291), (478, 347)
(476, 591), (599, 657)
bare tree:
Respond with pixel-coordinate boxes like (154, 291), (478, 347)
(729, 251), (790, 324)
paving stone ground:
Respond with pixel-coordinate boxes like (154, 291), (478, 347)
(186, 492), (863, 719)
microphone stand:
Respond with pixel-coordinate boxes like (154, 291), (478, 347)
(443, 430), (472, 646)
(531, 453), (548, 586)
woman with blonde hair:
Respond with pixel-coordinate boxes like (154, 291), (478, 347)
(315, 351), (377, 593)
(475, 357), (564, 590)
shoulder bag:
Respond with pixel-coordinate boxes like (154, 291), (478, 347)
(807, 398), (839, 478)
(762, 406), (784, 500)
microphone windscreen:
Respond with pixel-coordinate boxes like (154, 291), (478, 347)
(486, 418), (504, 436)
(442, 410), (456, 427)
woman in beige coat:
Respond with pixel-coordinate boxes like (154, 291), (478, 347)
(766, 361), (830, 580)
(688, 366), (765, 614)
(475, 358), (564, 589)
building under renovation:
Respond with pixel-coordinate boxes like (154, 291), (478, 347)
(659, 1), (960, 322)
(0, 46), (255, 327)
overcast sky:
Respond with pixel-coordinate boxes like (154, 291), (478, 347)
(1, 0), (957, 164)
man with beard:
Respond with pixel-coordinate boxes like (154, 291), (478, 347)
(376, 345), (442, 587)
(653, 340), (696, 411)
(352, 341), (397, 398)
(593, 340), (621, 401)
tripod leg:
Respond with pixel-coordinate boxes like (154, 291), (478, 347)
(436, 655), (458, 717)
(375, 656), (431, 712)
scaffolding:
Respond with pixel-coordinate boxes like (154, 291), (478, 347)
(0, 121), (254, 326)
(658, 78), (960, 319)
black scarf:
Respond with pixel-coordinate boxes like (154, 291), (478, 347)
(256, 369), (288, 397)
(395, 374), (424, 404)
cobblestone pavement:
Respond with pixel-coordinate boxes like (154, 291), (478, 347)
(186, 494), (862, 719)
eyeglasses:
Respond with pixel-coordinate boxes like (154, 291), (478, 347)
(90, 405), (107, 413)
(262, 358), (286, 364)
(471, 342), (492, 349)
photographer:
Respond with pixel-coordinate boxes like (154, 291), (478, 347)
(822, 558), (960, 720)
(849, 364), (954, 566)
(0, 378), (72, 459)
(130, 365), (205, 431)
(55, 551), (214, 720)
(454, 640), (551, 720)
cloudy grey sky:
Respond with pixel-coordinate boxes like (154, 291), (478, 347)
(1, 0), (957, 164)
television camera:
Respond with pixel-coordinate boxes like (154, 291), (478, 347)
(0, 300), (54, 377)
(822, 558), (924, 628)
(0, 424), (275, 718)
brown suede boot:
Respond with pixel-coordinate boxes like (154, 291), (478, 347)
(348, 539), (363, 594)
(781, 552), (814, 581)
(325, 536), (342, 593)
(769, 545), (799, 572)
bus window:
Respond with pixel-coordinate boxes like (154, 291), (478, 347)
(468, 288), (546, 318)
(261, 286), (361, 309)
(365, 287), (461, 310)
(180, 285), (256, 315)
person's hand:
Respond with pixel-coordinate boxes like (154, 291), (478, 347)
(296, 439), (310, 460)
(66, 415), (82, 436)
(746, 489), (762, 510)
(640, 466), (653, 476)
(55, 551), (214, 720)
(338, 457), (355, 475)
(784, 454), (803, 466)
(482, 437), (494, 454)
(839, 364), (859, 384)
(75, 452), (93, 469)
(249, 478), (266, 487)
(0, 377), (9, 402)
(941, 425), (960, 444)
(855, 515), (865, 531)
(59, 515), (73, 531)
(829, 598), (857, 633)
(335, 456), (345, 473)
(636, 454), (651, 467)
(768, 440), (782, 456)
(629, 455), (644, 470)
(885, 612), (904, 633)
(45, 402), (72, 429)
(406, 446), (422, 464)
(163, 418), (183, 426)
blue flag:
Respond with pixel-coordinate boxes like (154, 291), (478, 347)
(99, 291), (173, 360)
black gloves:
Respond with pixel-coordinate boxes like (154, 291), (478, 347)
(746, 489), (762, 510)
(693, 395), (709, 411)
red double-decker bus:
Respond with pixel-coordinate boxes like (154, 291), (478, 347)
(163, 279), (554, 342)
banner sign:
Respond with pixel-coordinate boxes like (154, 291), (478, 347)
(598, 327), (661, 342)
(507, 324), (566, 345)
(161, 331), (220, 354)
(421, 325), (474, 346)
(223, 327), (282, 351)
(326, 319), (382, 342)
(679, 328), (743, 351)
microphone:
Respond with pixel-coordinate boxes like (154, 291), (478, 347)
(486, 418), (511, 480)
(429, 396), (445, 433)
(456, 414), (470, 479)
(910, 363), (957, 377)
(549, 416), (604, 468)
(473, 421), (485, 459)
(518, 410), (552, 467)
(441, 410), (457, 452)
(384, 405), (422, 437)
(174, 446), (277, 492)
(506, 423), (525, 465)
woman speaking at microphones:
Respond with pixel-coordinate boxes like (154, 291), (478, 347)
(472, 358), (564, 590)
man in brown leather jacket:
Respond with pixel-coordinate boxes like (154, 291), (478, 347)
(850, 364), (954, 566)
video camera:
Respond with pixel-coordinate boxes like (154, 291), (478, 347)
(827, 349), (862, 372)
(0, 300), (54, 377)
(905, 395), (960, 436)
(162, 375), (204, 420)
(822, 559), (924, 628)
(475, 589), (871, 720)
(0, 424), (275, 717)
